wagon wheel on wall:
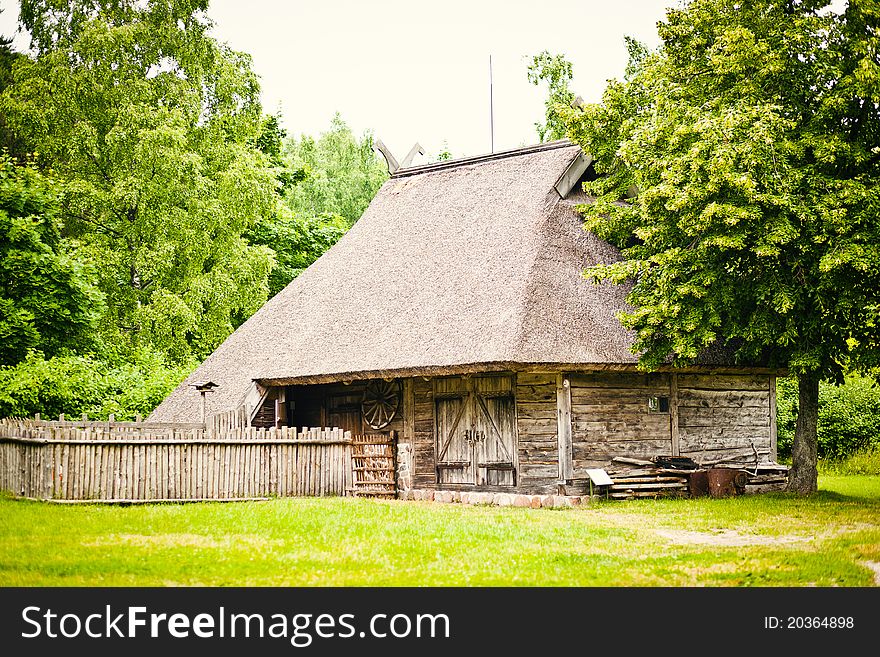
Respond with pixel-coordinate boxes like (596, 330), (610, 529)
(361, 380), (401, 430)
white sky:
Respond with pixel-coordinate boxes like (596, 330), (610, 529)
(0, 0), (679, 161)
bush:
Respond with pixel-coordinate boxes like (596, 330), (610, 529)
(777, 372), (880, 461)
(818, 449), (880, 476)
(0, 350), (194, 420)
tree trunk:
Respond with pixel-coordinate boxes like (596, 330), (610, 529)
(787, 371), (819, 494)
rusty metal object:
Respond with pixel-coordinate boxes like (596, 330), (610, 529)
(733, 470), (749, 494)
(707, 468), (748, 498)
(687, 470), (709, 497)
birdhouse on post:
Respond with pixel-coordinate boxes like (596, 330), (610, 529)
(190, 381), (219, 425)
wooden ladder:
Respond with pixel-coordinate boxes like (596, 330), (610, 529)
(351, 432), (396, 498)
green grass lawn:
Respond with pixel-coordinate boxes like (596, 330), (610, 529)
(1, 476), (877, 586)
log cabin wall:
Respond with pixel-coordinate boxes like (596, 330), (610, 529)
(569, 372), (673, 479)
(676, 374), (774, 466)
(410, 377), (435, 489)
(515, 373), (559, 494)
(568, 371), (775, 482)
(276, 371), (775, 497)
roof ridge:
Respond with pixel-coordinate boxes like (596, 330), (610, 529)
(390, 139), (576, 179)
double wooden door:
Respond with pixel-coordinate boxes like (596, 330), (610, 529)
(435, 375), (516, 486)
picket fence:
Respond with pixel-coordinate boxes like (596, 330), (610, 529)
(0, 415), (355, 502)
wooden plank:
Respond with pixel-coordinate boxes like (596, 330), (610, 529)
(515, 384), (556, 403)
(518, 432), (558, 445)
(516, 401), (557, 420)
(670, 373), (679, 457)
(516, 373), (556, 386)
(556, 374), (572, 480)
(769, 376), (777, 462)
(570, 388), (670, 406)
(677, 373), (769, 391)
(678, 406), (771, 427)
(610, 482), (686, 490)
(403, 378), (415, 445)
(680, 432), (770, 453)
(569, 372), (670, 391)
(677, 389), (771, 408)
(679, 425), (772, 441)
(572, 424), (671, 441)
(611, 476), (686, 484)
(516, 463), (559, 478)
(572, 439), (673, 460)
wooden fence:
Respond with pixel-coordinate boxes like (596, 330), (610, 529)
(0, 417), (354, 502)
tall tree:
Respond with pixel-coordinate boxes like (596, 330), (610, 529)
(0, 154), (103, 365)
(243, 114), (386, 298)
(527, 50), (576, 142)
(543, 0), (880, 493)
(2, 0), (277, 363)
(0, 11), (29, 160)
(283, 114), (387, 227)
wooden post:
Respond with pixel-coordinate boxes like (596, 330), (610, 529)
(769, 376), (777, 462)
(670, 373), (679, 456)
(556, 374), (573, 482)
(403, 378), (414, 443)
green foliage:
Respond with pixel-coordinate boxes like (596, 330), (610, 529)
(560, 0), (880, 381)
(437, 141), (453, 161)
(0, 24), (29, 159)
(778, 373), (880, 461)
(0, 349), (194, 420)
(246, 208), (347, 297)
(2, 0), (278, 363)
(283, 114), (387, 227)
(243, 114), (386, 297)
(0, 155), (103, 365)
(527, 50), (576, 142)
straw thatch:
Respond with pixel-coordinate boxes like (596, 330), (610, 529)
(150, 141), (679, 422)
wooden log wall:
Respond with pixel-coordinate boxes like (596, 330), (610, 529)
(677, 374), (773, 466)
(569, 372), (673, 477)
(0, 418), (352, 502)
(410, 378), (435, 488)
(515, 373), (559, 493)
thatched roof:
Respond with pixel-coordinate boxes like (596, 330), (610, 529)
(150, 141), (645, 421)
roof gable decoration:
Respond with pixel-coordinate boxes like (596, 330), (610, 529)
(553, 151), (593, 198)
(374, 138), (426, 175)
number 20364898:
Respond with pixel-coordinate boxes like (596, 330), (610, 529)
(764, 616), (854, 629)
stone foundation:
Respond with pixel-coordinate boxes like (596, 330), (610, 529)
(399, 489), (598, 508)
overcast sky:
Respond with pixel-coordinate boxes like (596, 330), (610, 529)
(1, 0), (681, 162)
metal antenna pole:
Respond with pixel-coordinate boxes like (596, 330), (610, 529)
(489, 55), (495, 153)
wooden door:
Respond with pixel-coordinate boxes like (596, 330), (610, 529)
(435, 375), (516, 486)
(327, 392), (364, 436)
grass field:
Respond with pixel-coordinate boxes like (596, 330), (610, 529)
(0, 476), (878, 586)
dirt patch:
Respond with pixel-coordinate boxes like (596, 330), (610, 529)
(862, 561), (880, 586)
(656, 529), (813, 547)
